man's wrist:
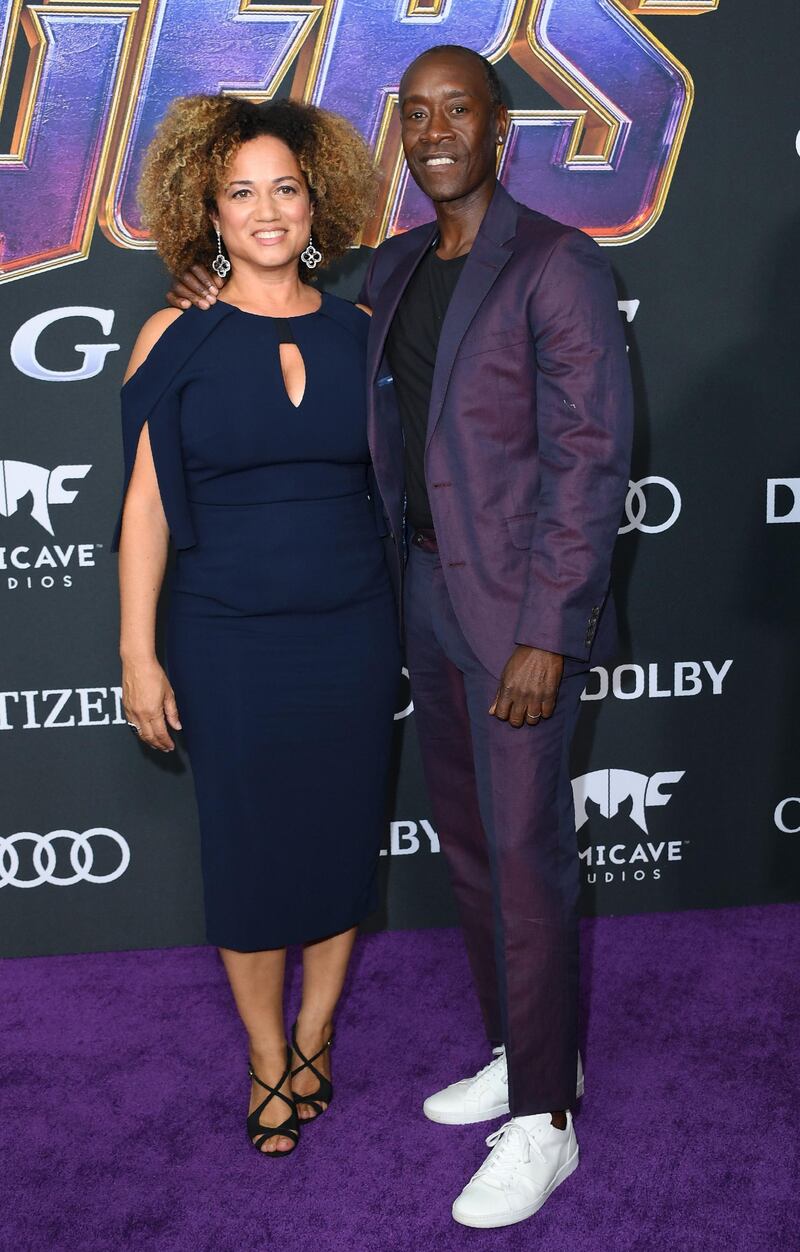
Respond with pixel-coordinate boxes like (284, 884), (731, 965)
(513, 642), (563, 661)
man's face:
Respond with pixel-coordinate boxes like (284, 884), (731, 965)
(399, 50), (507, 205)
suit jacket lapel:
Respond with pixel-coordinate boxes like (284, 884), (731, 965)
(426, 185), (518, 449)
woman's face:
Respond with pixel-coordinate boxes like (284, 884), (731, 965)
(211, 134), (312, 274)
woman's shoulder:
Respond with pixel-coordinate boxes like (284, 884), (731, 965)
(124, 308), (184, 383)
(123, 303), (236, 392)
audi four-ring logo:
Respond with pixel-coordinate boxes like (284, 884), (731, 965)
(619, 477), (682, 535)
(0, 828), (130, 888)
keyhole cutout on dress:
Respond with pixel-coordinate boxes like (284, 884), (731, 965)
(278, 342), (306, 409)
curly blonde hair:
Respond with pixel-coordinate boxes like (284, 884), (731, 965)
(138, 95), (377, 276)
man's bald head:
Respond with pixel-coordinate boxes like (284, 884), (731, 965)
(399, 44), (504, 110)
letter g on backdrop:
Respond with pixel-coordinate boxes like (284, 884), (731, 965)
(10, 308), (120, 381)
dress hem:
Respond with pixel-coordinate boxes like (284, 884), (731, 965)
(205, 901), (379, 953)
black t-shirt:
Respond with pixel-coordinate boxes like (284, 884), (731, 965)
(386, 247), (468, 531)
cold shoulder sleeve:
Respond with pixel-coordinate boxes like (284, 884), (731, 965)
(110, 304), (235, 552)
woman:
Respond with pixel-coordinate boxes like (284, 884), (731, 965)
(114, 96), (400, 1156)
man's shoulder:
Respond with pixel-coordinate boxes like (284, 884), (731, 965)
(375, 221), (433, 257)
(370, 223), (431, 276)
(512, 203), (599, 259)
(359, 223), (431, 306)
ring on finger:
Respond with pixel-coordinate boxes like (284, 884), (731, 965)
(526, 712), (542, 723)
(125, 720), (141, 735)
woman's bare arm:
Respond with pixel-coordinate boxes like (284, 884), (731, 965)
(118, 310), (182, 750)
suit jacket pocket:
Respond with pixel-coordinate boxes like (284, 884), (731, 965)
(505, 512), (537, 550)
(458, 323), (532, 359)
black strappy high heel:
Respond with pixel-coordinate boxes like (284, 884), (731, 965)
(247, 1046), (299, 1157)
(291, 1021), (333, 1122)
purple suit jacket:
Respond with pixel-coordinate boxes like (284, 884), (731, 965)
(360, 182), (633, 679)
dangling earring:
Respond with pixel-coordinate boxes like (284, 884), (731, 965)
(301, 235), (322, 269)
(212, 228), (231, 279)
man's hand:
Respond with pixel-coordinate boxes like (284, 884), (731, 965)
(166, 264), (224, 311)
(489, 645), (564, 728)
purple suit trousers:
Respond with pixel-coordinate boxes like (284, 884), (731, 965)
(406, 540), (584, 1115)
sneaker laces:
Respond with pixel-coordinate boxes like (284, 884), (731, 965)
(467, 1046), (507, 1093)
(475, 1121), (545, 1189)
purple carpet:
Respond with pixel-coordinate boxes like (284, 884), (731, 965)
(3, 905), (798, 1252)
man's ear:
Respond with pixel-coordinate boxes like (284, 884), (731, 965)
(498, 104), (509, 145)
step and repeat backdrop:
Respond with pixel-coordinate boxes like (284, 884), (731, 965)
(2, 1), (798, 957)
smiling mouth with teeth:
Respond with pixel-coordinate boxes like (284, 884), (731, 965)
(424, 156), (455, 166)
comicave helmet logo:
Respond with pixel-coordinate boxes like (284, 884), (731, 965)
(572, 769), (685, 834)
(0, 461), (91, 535)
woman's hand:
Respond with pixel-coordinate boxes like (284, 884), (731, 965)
(166, 264), (223, 311)
(122, 657), (182, 752)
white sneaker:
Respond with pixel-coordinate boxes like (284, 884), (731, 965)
(423, 1046), (508, 1125)
(423, 1047), (585, 1126)
(451, 1111), (579, 1228)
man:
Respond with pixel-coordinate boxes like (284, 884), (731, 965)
(170, 44), (632, 1228)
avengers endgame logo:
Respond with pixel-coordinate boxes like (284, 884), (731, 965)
(0, 0), (718, 282)
(0, 458), (101, 591)
(573, 768), (687, 886)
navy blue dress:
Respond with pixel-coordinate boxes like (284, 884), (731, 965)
(114, 294), (400, 950)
